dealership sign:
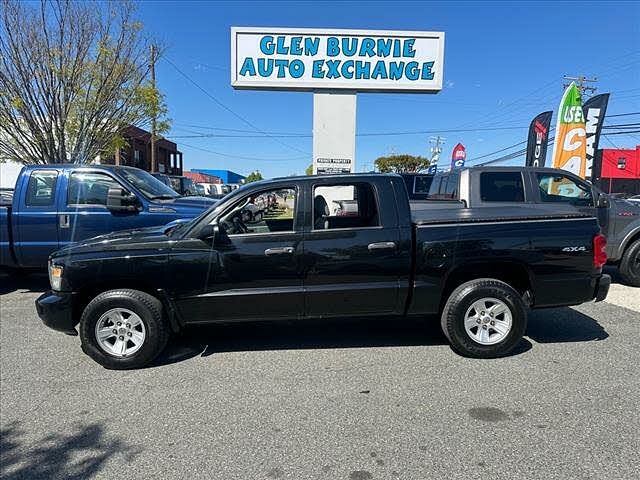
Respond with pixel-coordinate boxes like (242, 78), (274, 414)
(231, 27), (445, 92)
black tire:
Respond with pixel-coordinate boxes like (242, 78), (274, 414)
(619, 239), (640, 287)
(79, 289), (170, 369)
(440, 278), (527, 359)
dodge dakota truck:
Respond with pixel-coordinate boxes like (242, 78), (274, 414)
(36, 173), (610, 369)
(1, 164), (215, 270)
(420, 166), (640, 286)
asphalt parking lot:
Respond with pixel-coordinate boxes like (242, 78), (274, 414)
(1, 272), (638, 480)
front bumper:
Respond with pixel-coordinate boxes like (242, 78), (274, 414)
(594, 274), (611, 303)
(35, 291), (78, 336)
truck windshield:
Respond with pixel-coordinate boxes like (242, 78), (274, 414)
(119, 167), (180, 200)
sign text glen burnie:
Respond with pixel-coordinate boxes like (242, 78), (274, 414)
(231, 28), (445, 92)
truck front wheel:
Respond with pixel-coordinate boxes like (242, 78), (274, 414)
(441, 279), (527, 358)
(619, 239), (640, 287)
(79, 289), (170, 369)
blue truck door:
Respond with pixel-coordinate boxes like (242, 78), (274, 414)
(58, 169), (141, 249)
(14, 168), (61, 267)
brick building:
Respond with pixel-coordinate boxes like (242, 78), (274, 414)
(101, 125), (184, 175)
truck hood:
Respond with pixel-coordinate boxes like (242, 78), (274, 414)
(51, 224), (175, 259)
(148, 196), (216, 214)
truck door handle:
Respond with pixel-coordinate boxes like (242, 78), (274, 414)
(368, 241), (396, 251)
(264, 246), (295, 256)
(59, 214), (70, 229)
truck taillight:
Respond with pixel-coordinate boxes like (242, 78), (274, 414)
(593, 233), (607, 269)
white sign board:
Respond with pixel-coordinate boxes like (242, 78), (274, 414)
(231, 27), (444, 92)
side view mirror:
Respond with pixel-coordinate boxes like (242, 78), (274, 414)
(107, 187), (139, 212)
(198, 223), (222, 243)
(596, 194), (609, 208)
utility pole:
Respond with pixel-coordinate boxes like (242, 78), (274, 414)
(150, 44), (157, 173)
(563, 75), (598, 97)
(429, 135), (445, 172)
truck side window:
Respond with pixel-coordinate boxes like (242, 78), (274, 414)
(480, 172), (525, 202)
(25, 170), (58, 206)
(537, 173), (593, 207)
(313, 183), (379, 230)
(68, 172), (122, 206)
(220, 187), (296, 235)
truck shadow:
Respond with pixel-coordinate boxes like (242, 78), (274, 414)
(0, 273), (49, 295)
(0, 420), (142, 480)
(152, 316), (535, 368)
(603, 266), (627, 286)
(526, 307), (609, 343)
(153, 306), (608, 368)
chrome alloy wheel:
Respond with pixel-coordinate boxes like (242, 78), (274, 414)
(95, 308), (146, 357)
(464, 297), (513, 345)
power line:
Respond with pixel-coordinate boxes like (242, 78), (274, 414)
(163, 56), (310, 155)
(167, 125), (528, 140)
(179, 142), (308, 162)
(602, 129), (640, 135)
(606, 112), (640, 117)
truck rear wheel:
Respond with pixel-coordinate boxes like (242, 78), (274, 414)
(441, 279), (527, 358)
(619, 239), (640, 287)
(79, 289), (170, 369)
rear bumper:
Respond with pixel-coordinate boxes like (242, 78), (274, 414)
(594, 274), (611, 303)
(35, 291), (78, 336)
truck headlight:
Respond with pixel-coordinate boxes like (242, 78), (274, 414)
(48, 263), (63, 291)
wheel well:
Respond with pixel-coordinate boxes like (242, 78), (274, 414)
(441, 261), (533, 308)
(621, 230), (640, 256)
(73, 282), (161, 324)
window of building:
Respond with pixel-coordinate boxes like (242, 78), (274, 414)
(220, 187), (296, 235)
(480, 172), (525, 202)
(617, 157), (627, 170)
(68, 172), (122, 206)
(537, 173), (593, 207)
(25, 170), (58, 206)
(313, 183), (379, 230)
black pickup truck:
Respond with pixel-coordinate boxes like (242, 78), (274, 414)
(36, 174), (610, 369)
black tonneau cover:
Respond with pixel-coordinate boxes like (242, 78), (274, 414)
(412, 205), (592, 225)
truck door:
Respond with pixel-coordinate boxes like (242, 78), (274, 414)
(58, 169), (140, 249)
(14, 168), (62, 267)
(169, 185), (305, 322)
(303, 180), (410, 317)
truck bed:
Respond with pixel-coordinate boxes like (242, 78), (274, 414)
(411, 204), (591, 225)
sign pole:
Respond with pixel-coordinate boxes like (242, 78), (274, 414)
(313, 91), (357, 174)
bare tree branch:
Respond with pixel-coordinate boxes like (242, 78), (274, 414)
(0, 0), (167, 164)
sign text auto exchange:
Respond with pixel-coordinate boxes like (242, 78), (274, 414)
(238, 36), (436, 81)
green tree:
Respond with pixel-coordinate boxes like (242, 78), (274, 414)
(374, 154), (430, 173)
(245, 170), (263, 183)
(305, 164), (313, 175)
(0, 0), (169, 164)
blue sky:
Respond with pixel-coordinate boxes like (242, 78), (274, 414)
(137, 0), (640, 178)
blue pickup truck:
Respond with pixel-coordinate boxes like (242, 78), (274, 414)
(1, 164), (215, 270)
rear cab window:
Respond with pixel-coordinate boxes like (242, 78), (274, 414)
(480, 172), (525, 202)
(25, 170), (58, 207)
(313, 183), (379, 230)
